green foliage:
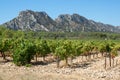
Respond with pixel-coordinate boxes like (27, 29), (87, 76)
(110, 44), (120, 57)
(1, 25), (120, 40)
(13, 39), (36, 66)
(0, 26), (120, 67)
(55, 46), (66, 60)
(74, 41), (83, 56)
(48, 40), (57, 53)
(81, 41), (93, 55)
(35, 39), (50, 61)
(0, 38), (12, 54)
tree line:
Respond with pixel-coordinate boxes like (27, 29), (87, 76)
(0, 26), (120, 40)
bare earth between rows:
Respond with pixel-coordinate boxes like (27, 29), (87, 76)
(0, 54), (120, 80)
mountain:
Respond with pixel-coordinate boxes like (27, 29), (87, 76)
(3, 10), (57, 31)
(55, 14), (119, 32)
(2, 10), (120, 33)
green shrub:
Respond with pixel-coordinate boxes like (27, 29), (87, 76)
(13, 39), (36, 66)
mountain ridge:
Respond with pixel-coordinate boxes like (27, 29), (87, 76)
(1, 10), (120, 33)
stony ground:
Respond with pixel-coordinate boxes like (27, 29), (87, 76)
(0, 54), (120, 80)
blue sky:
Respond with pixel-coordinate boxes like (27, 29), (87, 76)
(0, 0), (120, 26)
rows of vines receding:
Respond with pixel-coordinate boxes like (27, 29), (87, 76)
(0, 38), (120, 69)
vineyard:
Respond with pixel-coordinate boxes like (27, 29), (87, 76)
(0, 27), (120, 80)
(0, 37), (120, 69)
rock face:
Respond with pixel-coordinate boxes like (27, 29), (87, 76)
(3, 10), (57, 31)
(2, 10), (120, 32)
(55, 14), (119, 32)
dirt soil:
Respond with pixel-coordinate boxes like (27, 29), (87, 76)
(0, 54), (120, 80)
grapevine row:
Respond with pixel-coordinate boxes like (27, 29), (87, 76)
(0, 38), (120, 69)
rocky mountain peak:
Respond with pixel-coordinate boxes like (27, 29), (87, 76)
(71, 14), (88, 23)
(1, 10), (120, 33)
(19, 10), (48, 17)
(3, 10), (56, 31)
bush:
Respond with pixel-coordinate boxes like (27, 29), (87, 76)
(13, 40), (36, 66)
(13, 49), (27, 66)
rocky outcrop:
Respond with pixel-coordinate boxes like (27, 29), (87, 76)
(3, 10), (57, 31)
(2, 10), (120, 33)
(55, 14), (119, 32)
